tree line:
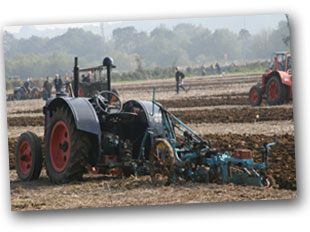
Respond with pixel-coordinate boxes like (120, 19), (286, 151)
(4, 21), (290, 80)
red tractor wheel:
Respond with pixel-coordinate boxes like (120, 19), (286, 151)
(249, 85), (262, 106)
(15, 131), (43, 181)
(266, 76), (288, 105)
(45, 107), (91, 184)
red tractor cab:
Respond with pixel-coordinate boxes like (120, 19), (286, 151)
(249, 51), (292, 106)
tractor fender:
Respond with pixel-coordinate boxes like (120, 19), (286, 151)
(45, 97), (101, 165)
(124, 100), (164, 138)
(137, 100), (164, 137)
(123, 100), (164, 158)
(266, 71), (291, 87)
(278, 71), (292, 87)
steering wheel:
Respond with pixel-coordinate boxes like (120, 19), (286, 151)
(95, 90), (122, 113)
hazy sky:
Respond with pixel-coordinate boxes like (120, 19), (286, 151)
(5, 14), (287, 37)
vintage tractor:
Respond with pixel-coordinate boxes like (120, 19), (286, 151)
(249, 51), (292, 106)
(15, 57), (277, 187)
(15, 57), (156, 184)
(7, 85), (41, 101)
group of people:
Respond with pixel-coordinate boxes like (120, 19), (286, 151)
(22, 64), (221, 99)
(42, 74), (69, 99)
(42, 72), (92, 99)
(26, 65), (222, 99)
(209, 63), (221, 75)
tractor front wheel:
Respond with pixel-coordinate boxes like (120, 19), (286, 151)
(149, 139), (175, 186)
(249, 85), (262, 106)
(266, 76), (288, 105)
(45, 107), (91, 184)
(15, 131), (43, 181)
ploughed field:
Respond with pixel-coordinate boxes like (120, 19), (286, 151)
(6, 73), (296, 211)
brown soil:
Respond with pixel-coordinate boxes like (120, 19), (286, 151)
(8, 134), (296, 190)
(6, 106), (293, 127)
(7, 116), (45, 127)
(188, 121), (294, 136)
(171, 106), (293, 123)
(159, 94), (292, 108)
(115, 74), (259, 92)
(9, 109), (42, 115)
(9, 170), (296, 211)
(159, 95), (250, 107)
(6, 73), (296, 211)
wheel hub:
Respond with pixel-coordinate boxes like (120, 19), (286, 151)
(250, 89), (258, 104)
(50, 121), (71, 173)
(18, 141), (32, 175)
(60, 141), (68, 152)
(268, 80), (279, 101)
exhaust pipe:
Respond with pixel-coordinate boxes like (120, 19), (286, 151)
(103, 57), (115, 91)
(73, 57), (79, 97)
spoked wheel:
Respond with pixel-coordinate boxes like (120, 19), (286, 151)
(149, 139), (175, 186)
(266, 76), (288, 105)
(262, 175), (276, 188)
(15, 131), (43, 181)
(45, 107), (91, 184)
(249, 85), (262, 106)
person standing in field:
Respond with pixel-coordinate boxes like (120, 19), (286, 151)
(175, 66), (188, 94)
(210, 64), (215, 74)
(64, 75), (71, 93)
(43, 76), (52, 99)
(215, 63), (221, 75)
(53, 74), (63, 93)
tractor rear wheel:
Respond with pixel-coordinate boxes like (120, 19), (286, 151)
(249, 85), (262, 106)
(15, 131), (43, 181)
(266, 76), (288, 105)
(149, 139), (175, 186)
(45, 107), (91, 184)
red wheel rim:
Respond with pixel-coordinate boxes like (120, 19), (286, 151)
(268, 80), (279, 101)
(250, 89), (258, 104)
(50, 121), (71, 173)
(18, 141), (32, 175)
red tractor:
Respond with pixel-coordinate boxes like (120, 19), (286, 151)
(249, 52), (292, 106)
